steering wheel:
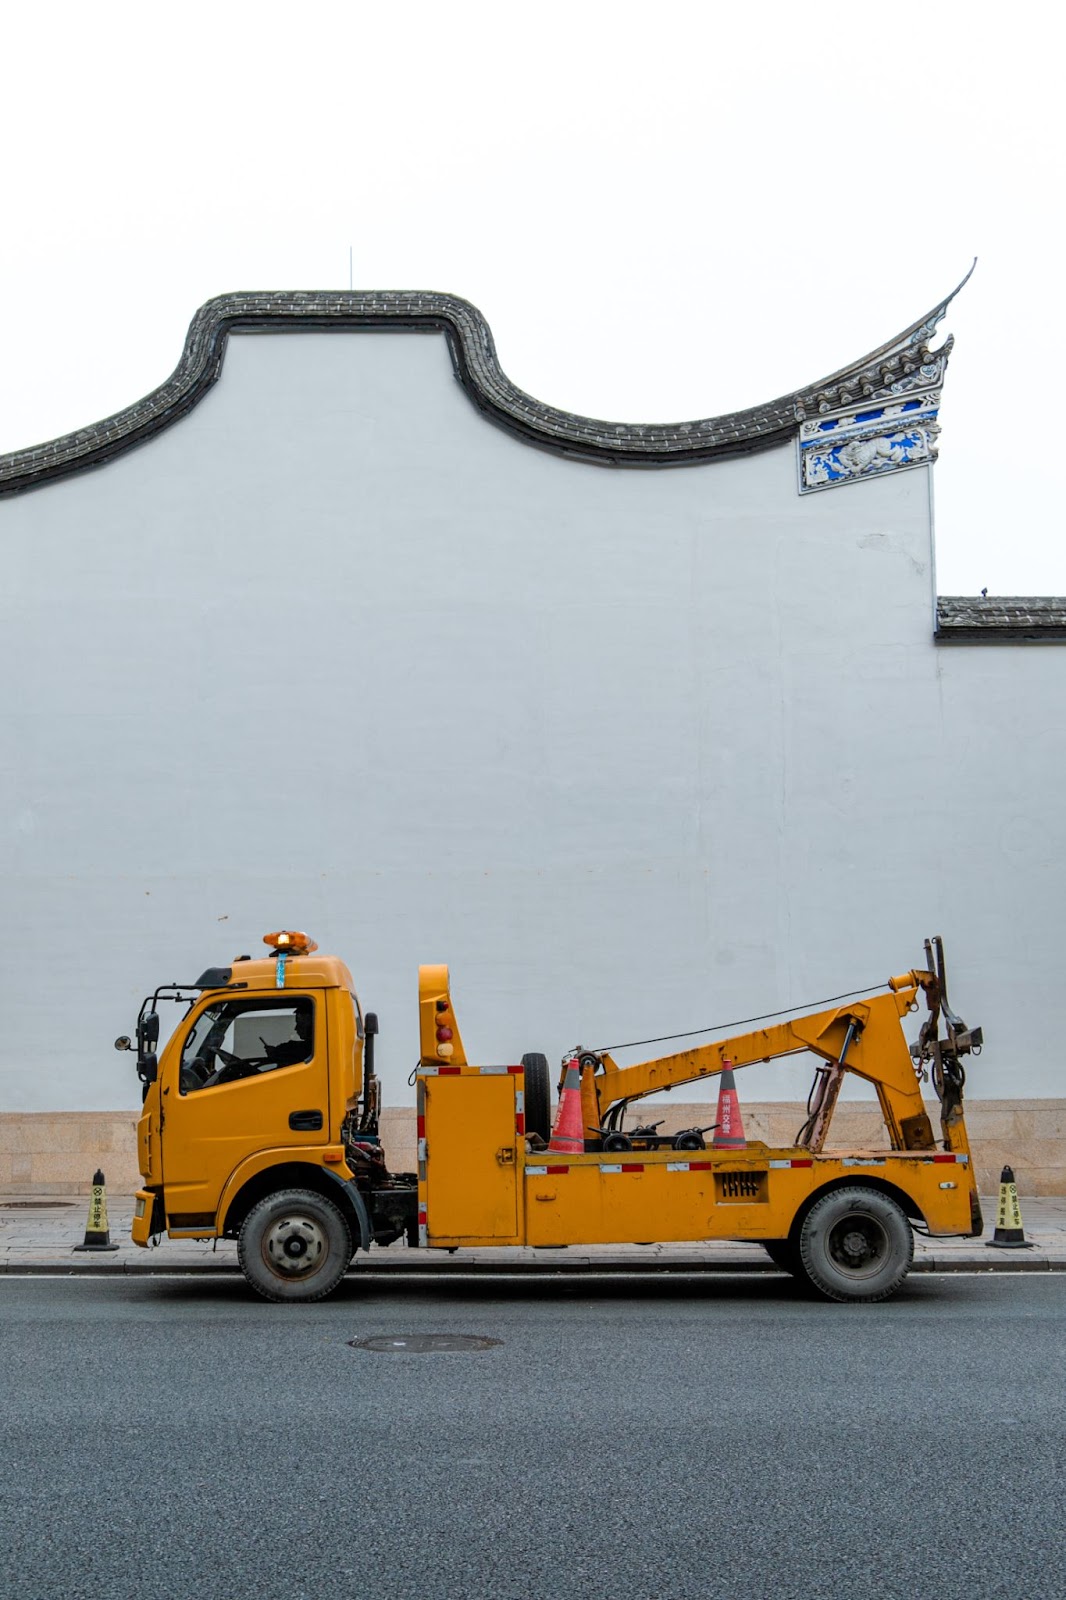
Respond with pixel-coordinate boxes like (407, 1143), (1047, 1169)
(212, 1058), (257, 1085)
(211, 1047), (273, 1085)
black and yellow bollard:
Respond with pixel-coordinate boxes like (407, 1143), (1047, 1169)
(73, 1168), (120, 1253)
(985, 1164), (1034, 1250)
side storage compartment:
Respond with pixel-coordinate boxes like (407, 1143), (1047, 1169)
(418, 1067), (524, 1246)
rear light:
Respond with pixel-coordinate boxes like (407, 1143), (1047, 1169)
(436, 1026), (453, 1042)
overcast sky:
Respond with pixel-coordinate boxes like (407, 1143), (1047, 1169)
(2, 1), (1060, 594)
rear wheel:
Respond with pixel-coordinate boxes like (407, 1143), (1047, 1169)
(238, 1188), (352, 1302)
(798, 1186), (913, 1303)
(521, 1053), (551, 1143)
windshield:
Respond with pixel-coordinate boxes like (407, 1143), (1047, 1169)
(181, 1005), (230, 1067)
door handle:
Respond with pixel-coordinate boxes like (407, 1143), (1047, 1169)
(289, 1110), (324, 1131)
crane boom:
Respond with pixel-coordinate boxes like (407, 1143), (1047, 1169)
(578, 947), (980, 1160)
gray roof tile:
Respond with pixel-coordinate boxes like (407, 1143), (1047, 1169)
(936, 597), (1066, 643)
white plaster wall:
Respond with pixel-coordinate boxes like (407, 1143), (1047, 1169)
(1, 329), (1062, 1112)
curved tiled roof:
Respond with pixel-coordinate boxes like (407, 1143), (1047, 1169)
(0, 269), (974, 496)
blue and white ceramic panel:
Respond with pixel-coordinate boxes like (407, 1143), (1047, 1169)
(797, 394), (941, 493)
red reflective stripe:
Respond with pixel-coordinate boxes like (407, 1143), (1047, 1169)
(437, 1066), (461, 1076)
(545, 1165), (570, 1175)
(507, 1064), (523, 1074)
(515, 1113), (526, 1135)
(932, 1153), (957, 1163)
(688, 1161), (713, 1170)
(790, 1158), (814, 1168)
(416, 1115), (426, 1139)
(621, 1165), (644, 1174)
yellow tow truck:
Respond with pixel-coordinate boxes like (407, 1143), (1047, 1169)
(121, 932), (983, 1304)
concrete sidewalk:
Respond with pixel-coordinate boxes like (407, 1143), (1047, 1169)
(2, 1193), (1065, 1278)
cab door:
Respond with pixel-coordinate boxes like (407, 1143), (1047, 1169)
(160, 991), (328, 1230)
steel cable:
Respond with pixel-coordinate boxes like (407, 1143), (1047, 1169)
(592, 983), (887, 1055)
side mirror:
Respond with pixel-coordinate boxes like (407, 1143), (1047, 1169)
(137, 1053), (158, 1086)
(365, 1012), (379, 1036)
(142, 1013), (160, 1047)
(114, 1035), (133, 1052)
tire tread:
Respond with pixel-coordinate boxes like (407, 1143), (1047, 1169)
(520, 1052), (552, 1143)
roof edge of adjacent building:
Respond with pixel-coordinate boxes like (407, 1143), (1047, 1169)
(936, 597), (1066, 644)
(0, 267), (975, 496)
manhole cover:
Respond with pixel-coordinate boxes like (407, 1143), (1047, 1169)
(348, 1334), (502, 1354)
(1, 1201), (77, 1209)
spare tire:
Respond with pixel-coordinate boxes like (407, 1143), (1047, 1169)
(520, 1052), (551, 1142)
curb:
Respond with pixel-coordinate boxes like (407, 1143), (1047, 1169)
(2, 1257), (776, 1278)
(914, 1255), (1063, 1273)
(3, 1254), (1065, 1279)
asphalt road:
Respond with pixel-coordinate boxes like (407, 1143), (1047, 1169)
(2, 1274), (1064, 1600)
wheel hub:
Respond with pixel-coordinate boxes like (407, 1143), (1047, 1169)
(264, 1214), (326, 1277)
(828, 1215), (886, 1272)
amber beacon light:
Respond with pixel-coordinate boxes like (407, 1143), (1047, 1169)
(263, 930), (318, 955)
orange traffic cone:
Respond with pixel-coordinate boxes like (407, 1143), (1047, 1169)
(712, 1060), (747, 1150)
(548, 1056), (585, 1155)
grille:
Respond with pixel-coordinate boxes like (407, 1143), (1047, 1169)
(715, 1171), (768, 1203)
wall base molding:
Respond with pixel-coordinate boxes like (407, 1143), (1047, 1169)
(3, 1103), (1064, 1197)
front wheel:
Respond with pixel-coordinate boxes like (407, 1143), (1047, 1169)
(238, 1188), (352, 1303)
(798, 1186), (913, 1303)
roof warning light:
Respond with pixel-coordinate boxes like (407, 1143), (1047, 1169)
(263, 930), (318, 956)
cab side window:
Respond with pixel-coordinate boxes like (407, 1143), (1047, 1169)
(180, 998), (315, 1093)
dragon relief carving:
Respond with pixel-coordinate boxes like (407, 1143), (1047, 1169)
(800, 406), (941, 491)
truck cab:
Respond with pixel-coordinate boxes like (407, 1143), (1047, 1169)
(126, 932), (413, 1298)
